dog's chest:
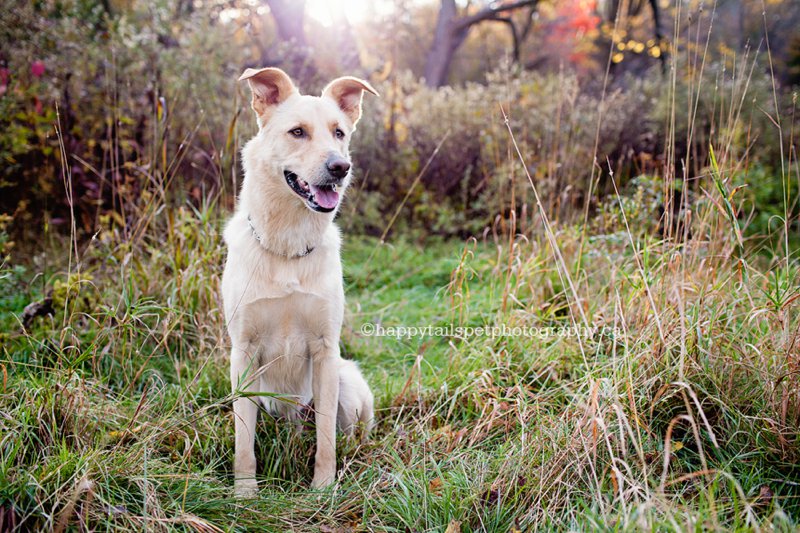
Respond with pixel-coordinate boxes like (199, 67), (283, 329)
(238, 292), (335, 359)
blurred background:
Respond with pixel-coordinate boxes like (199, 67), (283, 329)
(0, 0), (798, 243)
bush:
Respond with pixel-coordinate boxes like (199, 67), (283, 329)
(351, 68), (663, 236)
(0, 0), (248, 235)
(350, 59), (794, 239)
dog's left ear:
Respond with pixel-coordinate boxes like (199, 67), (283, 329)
(322, 77), (379, 126)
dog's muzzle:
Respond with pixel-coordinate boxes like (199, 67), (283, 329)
(284, 170), (342, 213)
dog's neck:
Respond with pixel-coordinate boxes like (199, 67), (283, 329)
(240, 184), (333, 259)
(246, 212), (320, 258)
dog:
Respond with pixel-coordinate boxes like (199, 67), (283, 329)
(221, 67), (378, 496)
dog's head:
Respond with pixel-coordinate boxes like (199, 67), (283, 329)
(239, 67), (378, 214)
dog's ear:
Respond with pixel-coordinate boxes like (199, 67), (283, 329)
(322, 77), (379, 126)
(239, 67), (298, 124)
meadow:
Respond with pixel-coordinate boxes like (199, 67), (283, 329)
(2, 137), (799, 531)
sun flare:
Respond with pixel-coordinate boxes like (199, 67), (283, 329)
(305, 0), (391, 26)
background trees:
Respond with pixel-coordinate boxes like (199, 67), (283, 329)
(0, 0), (798, 240)
(423, 0), (539, 87)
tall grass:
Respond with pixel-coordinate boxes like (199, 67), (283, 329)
(1, 2), (799, 532)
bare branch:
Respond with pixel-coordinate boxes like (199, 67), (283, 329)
(648, 0), (668, 69)
(519, 4), (537, 42)
(425, 0), (541, 86)
(489, 17), (521, 62)
(456, 0), (540, 31)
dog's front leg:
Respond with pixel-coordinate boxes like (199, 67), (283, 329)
(231, 343), (260, 498)
(311, 348), (341, 488)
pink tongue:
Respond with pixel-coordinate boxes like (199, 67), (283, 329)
(312, 186), (339, 209)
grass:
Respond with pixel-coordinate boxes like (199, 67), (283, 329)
(1, 185), (798, 531)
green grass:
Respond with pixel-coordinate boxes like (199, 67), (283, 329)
(1, 196), (798, 532)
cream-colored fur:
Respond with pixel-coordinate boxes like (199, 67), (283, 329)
(221, 67), (377, 496)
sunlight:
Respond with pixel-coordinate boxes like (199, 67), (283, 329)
(305, 0), (393, 26)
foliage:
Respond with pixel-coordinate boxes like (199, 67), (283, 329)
(349, 67), (651, 235)
(351, 62), (795, 239)
(0, 0), (249, 235)
(1, 1), (797, 244)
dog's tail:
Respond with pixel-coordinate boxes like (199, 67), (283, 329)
(338, 359), (375, 440)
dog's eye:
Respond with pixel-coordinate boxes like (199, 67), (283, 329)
(334, 128), (345, 139)
(289, 127), (305, 138)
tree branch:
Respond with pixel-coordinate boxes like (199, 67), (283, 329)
(425, 0), (541, 87)
(519, 4), (537, 42)
(648, 0), (663, 40)
(648, 0), (667, 70)
(489, 17), (521, 62)
(456, 0), (540, 31)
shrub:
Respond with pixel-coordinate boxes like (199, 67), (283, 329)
(0, 0), (248, 235)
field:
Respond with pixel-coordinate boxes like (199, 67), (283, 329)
(1, 181), (798, 530)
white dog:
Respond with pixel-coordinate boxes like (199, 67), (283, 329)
(221, 67), (377, 496)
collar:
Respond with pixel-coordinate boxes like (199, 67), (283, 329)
(247, 214), (315, 259)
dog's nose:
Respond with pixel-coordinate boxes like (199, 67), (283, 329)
(326, 157), (351, 180)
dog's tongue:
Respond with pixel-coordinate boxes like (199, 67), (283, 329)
(312, 186), (339, 209)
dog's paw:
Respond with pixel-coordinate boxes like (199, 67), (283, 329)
(234, 478), (259, 499)
(310, 470), (335, 489)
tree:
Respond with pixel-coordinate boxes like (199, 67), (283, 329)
(264, 0), (318, 82)
(601, 0), (667, 69)
(263, 0), (362, 84)
(424, 0), (540, 87)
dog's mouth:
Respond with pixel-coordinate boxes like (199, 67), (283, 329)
(284, 170), (340, 213)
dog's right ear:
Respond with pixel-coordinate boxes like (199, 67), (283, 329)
(238, 67), (298, 125)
